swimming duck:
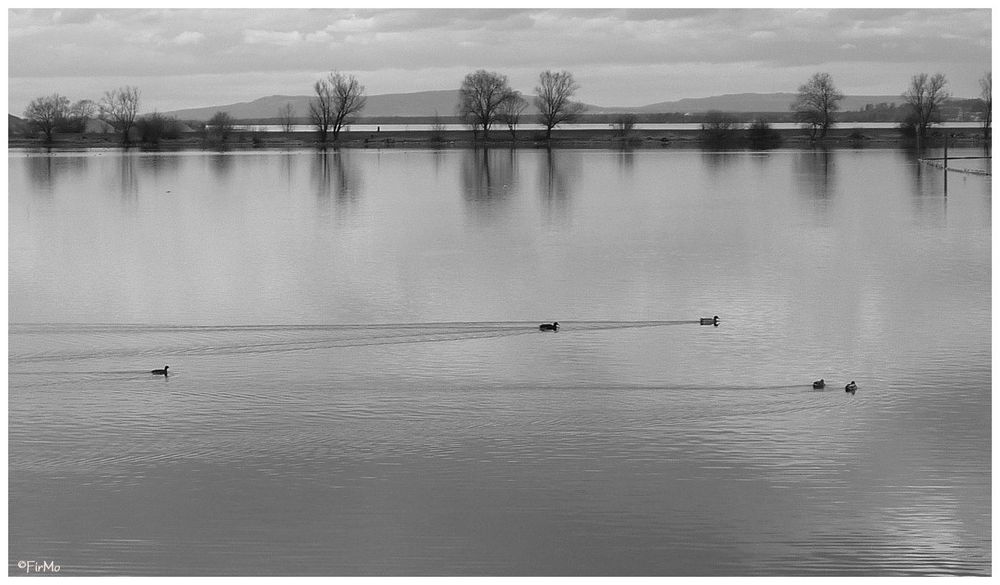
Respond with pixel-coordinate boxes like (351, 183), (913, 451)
(845, 381), (857, 394)
(813, 379), (825, 389)
(539, 322), (559, 331)
(151, 365), (169, 376)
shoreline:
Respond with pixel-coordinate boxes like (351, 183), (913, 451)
(8, 126), (990, 152)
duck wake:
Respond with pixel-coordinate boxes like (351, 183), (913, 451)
(9, 319), (706, 365)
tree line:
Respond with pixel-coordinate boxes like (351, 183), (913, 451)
(790, 71), (991, 141)
(22, 86), (140, 143)
(302, 68), (588, 143)
(19, 69), (992, 145)
(17, 69), (588, 145)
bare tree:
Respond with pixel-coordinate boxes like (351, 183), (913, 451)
(100, 86), (140, 144)
(331, 73), (366, 140)
(136, 112), (183, 144)
(24, 93), (70, 142)
(747, 118), (782, 149)
(279, 103), (296, 133)
(458, 69), (513, 141)
(498, 91), (528, 140)
(980, 72), (991, 139)
(310, 72), (367, 143)
(534, 70), (586, 140)
(208, 111), (235, 143)
(792, 72), (844, 140)
(700, 110), (740, 145)
(429, 111), (446, 143)
(903, 73), (949, 139)
(310, 79), (335, 143)
(612, 113), (638, 138)
(67, 99), (97, 132)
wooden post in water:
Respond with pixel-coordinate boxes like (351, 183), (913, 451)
(943, 134), (948, 196)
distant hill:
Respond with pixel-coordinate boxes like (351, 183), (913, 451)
(635, 93), (803, 113)
(161, 90), (913, 122)
(162, 90), (468, 121)
(9, 114), (28, 135)
(625, 93), (908, 114)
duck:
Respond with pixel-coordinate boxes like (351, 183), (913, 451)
(539, 322), (559, 331)
(812, 379), (825, 389)
(845, 381), (857, 394)
(151, 365), (169, 376)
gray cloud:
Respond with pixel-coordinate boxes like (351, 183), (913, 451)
(8, 8), (991, 113)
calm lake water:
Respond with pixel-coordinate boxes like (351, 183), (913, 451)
(238, 121), (987, 133)
(8, 146), (991, 576)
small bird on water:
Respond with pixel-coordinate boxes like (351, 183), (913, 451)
(539, 322), (559, 331)
(812, 379), (825, 389)
(151, 365), (169, 376)
(845, 381), (857, 394)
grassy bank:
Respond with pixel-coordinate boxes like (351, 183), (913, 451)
(8, 126), (989, 151)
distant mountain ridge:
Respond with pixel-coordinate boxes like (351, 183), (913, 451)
(161, 90), (910, 121)
(632, 93), (908, 114)
(162, 90), (464, 121)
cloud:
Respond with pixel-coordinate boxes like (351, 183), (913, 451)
(243, 29), (304, 46)
(6, 8), (992, 113)
(172, 31), (205, 45)
(50, 9), (102, 26)
(323, 15), (377, 34)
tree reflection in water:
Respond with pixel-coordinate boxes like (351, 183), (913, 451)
(314, 148), (361, 220)
(461, 146), (515, 222)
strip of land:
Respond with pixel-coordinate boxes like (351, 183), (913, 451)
(8, 126), (989, 151)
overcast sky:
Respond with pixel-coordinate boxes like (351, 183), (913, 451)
(7, 7), (993, 115)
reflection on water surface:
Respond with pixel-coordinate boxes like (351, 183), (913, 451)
(8, 147), (990, 575)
